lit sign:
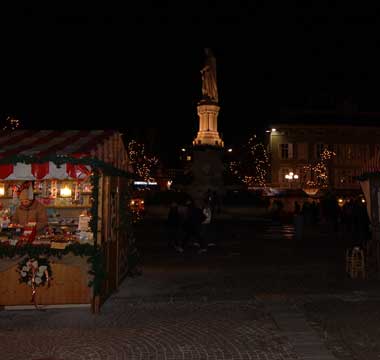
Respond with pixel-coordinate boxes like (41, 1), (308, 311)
(133, 181), (158, 186)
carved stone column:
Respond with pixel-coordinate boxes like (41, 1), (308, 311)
(193, 103), (224, 147)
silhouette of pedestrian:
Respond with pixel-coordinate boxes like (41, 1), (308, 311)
(166, 202), (181, 251)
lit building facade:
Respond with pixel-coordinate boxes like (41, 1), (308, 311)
(268, 124), (380, 192)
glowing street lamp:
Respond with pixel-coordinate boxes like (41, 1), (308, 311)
(284, 171), (299, 188)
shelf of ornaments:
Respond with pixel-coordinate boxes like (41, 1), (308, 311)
(48, 223), (79, 228)
(46, 205), (91, 209)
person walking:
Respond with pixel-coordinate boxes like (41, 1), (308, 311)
(200, 199), (213, 252)
(183, 199), (206, 253)
(166, 202), (182, 252)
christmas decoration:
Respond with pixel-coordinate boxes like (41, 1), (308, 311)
(17, 255), (52, 308)
(302, 148), (336, 189)
(128, 140), (159, 182)
(228, 135), (270, 187)
(1, 116), (21, 131)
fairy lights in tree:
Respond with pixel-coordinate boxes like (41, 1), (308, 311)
(228, 135), (270, 187)
(127, 140), (159, 182)
(2, 116), (21, 131)
(302, 148), (336, 188)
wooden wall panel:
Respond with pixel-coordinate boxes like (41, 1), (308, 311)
(0, 263), (91, 306)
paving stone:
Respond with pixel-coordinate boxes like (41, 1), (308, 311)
(2, 218), (379, 359)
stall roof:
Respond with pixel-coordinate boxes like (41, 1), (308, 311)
(264, 188), (309, 198)
(0, 130), (131, 180)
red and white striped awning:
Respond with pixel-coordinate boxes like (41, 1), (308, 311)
(0, 130), (130, 180)
(0, 162), (91, 180)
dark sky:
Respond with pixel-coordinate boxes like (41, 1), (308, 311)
(1, 4), (380, 165)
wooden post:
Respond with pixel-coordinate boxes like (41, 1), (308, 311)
(92, 295), (100, 314)
(368, 176), (380, 278)
(96, 174), (103, 246)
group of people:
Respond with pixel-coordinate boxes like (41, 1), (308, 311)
(166, 193), (216, 254)
(293, 196), (370, 247)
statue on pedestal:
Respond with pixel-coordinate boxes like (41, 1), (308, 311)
(201, 48), (218, 103)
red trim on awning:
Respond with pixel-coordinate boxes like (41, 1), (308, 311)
(0, 164), (14, 179)
(31, 163), (50, 179)
(66, 153), (91, 179)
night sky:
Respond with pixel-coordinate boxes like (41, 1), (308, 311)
(1, 4), (380, 165)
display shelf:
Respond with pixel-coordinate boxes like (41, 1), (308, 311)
(46, 205), (90, 209)
(48, 223), (79, 227)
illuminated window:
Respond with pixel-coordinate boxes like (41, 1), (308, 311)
(186, 156), (191, 161)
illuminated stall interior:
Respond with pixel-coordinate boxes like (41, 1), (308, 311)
(0, 178), (93, 244)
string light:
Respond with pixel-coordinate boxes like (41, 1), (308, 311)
(1, 116), (21, 131)
(228, 136), (270, 187)
(302, 148), (336, 189)
(128, 139), (159, 182)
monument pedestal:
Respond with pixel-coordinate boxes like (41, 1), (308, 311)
(193, 103), (224, 147)
(187, 146), (225, 202)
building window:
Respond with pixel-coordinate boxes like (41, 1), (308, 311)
(280, 144), (288, 159)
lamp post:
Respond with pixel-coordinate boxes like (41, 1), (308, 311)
(284, 171), (299, 188)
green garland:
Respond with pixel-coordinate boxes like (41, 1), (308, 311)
(88, 170), (100, 244)
(118, 184), (142, 277)
(0, 242), (105, 296)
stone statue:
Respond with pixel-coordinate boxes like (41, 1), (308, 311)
(200, 48), (218, 103)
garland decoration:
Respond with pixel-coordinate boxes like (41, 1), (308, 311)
(17, 255), (52, 308)
(119, 185), (141, 277)
(1, 243), (105, 296)
(88, 170), (100, 245)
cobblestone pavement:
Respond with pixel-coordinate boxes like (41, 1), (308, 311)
(1, 298), (299, 360)
(299, 292), (380, 360)
(2, 216), (380, 359)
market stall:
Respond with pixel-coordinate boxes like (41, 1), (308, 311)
(357, 155), (380, 278)
(0, 130), (135, 312)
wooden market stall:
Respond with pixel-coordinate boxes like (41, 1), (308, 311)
(356, 154), (380, 279)
(0, 130), (135, 312)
